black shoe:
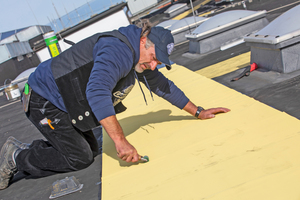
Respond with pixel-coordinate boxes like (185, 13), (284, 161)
(0, 137), (22, 190)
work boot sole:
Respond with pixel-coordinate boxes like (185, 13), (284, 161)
(0, 138), (20, 190)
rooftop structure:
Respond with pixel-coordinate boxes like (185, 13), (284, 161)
(244, 4), (300, 73)
(127, 0), (159, 16)
(168, 16), (208, 44)
(0, 28), (26, 41)
(0, 42), (33, 64)
(186, 10), (268, 54)
(156, 19), (178, 29)
(0, 26), (51, 45)
(164, 3), (189, 18)
(0, 25), (52, 65)
(0, 26), (45, 84)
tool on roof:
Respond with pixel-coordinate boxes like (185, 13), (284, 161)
(231, 63), (258, 81)
(49, 176), (83, 199)
(117, 153), (149, 162)
(140, 155), (149, 162)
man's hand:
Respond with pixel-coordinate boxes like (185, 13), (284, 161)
(100, 115), (140, 163)
(115, 138), (140, 162)
(198, 107), (230, 119)
(183, 101), (230, 119)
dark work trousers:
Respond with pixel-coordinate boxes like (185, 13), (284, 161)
(15, 90), (99, 177)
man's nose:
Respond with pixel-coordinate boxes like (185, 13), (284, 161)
(150, 60), (158, 71)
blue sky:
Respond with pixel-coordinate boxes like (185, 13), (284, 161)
(0, 0), (123, 33)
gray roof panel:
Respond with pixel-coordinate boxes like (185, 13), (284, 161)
(186, 10), (267, 39)
(244, 4), (300, 44)
(193, 10), (260, 34)
(164, 3), (187, 14)
(156, 20), (178, 29)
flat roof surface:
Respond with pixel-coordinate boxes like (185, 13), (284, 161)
(101, 66), (300, 199)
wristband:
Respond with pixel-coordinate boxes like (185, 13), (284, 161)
(195, 106), (204, 118)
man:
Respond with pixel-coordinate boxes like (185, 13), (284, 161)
(0, 23), (230, 189)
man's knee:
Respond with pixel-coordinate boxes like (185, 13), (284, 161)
(67, 149), (94, 170)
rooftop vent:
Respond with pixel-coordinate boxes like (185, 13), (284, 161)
(156, 20), (178, 29)
(244, 5), (300, 73)
(168, 16), (208, 44)
(164, 3), (189, 18)
(186, 10), (268, 54)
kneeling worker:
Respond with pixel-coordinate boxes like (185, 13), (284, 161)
(0, 23), (230, 189)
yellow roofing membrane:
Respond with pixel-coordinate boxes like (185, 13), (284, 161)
(196, 52), (251, 79)
(102, 65), (300, 200)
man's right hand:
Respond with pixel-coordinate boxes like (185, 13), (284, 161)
(100, 115), (140, 163)
(115, 138), (140, 163)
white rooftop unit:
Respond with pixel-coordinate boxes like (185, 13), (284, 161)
(164, 3), (189, 18)
(127, 0), (158, 16)
(244, 5), (300, 73)
(186, 10), (268, 54)
(156, 20), (178, 29)
(168, 16), (208, 44)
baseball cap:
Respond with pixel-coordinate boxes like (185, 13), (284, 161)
(147, 26), (174, 66)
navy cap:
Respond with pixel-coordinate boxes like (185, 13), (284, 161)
(147, 26), (174, 65)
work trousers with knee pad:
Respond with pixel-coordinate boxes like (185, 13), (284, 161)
(16, 90), (99, 177)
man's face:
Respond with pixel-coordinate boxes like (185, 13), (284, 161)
(135, 37), (161, 73)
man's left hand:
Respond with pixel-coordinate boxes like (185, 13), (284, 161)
(183, 101), (230, 119)
(198, 107), (230, 119)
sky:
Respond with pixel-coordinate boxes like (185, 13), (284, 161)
(0, 0), (123, 33)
